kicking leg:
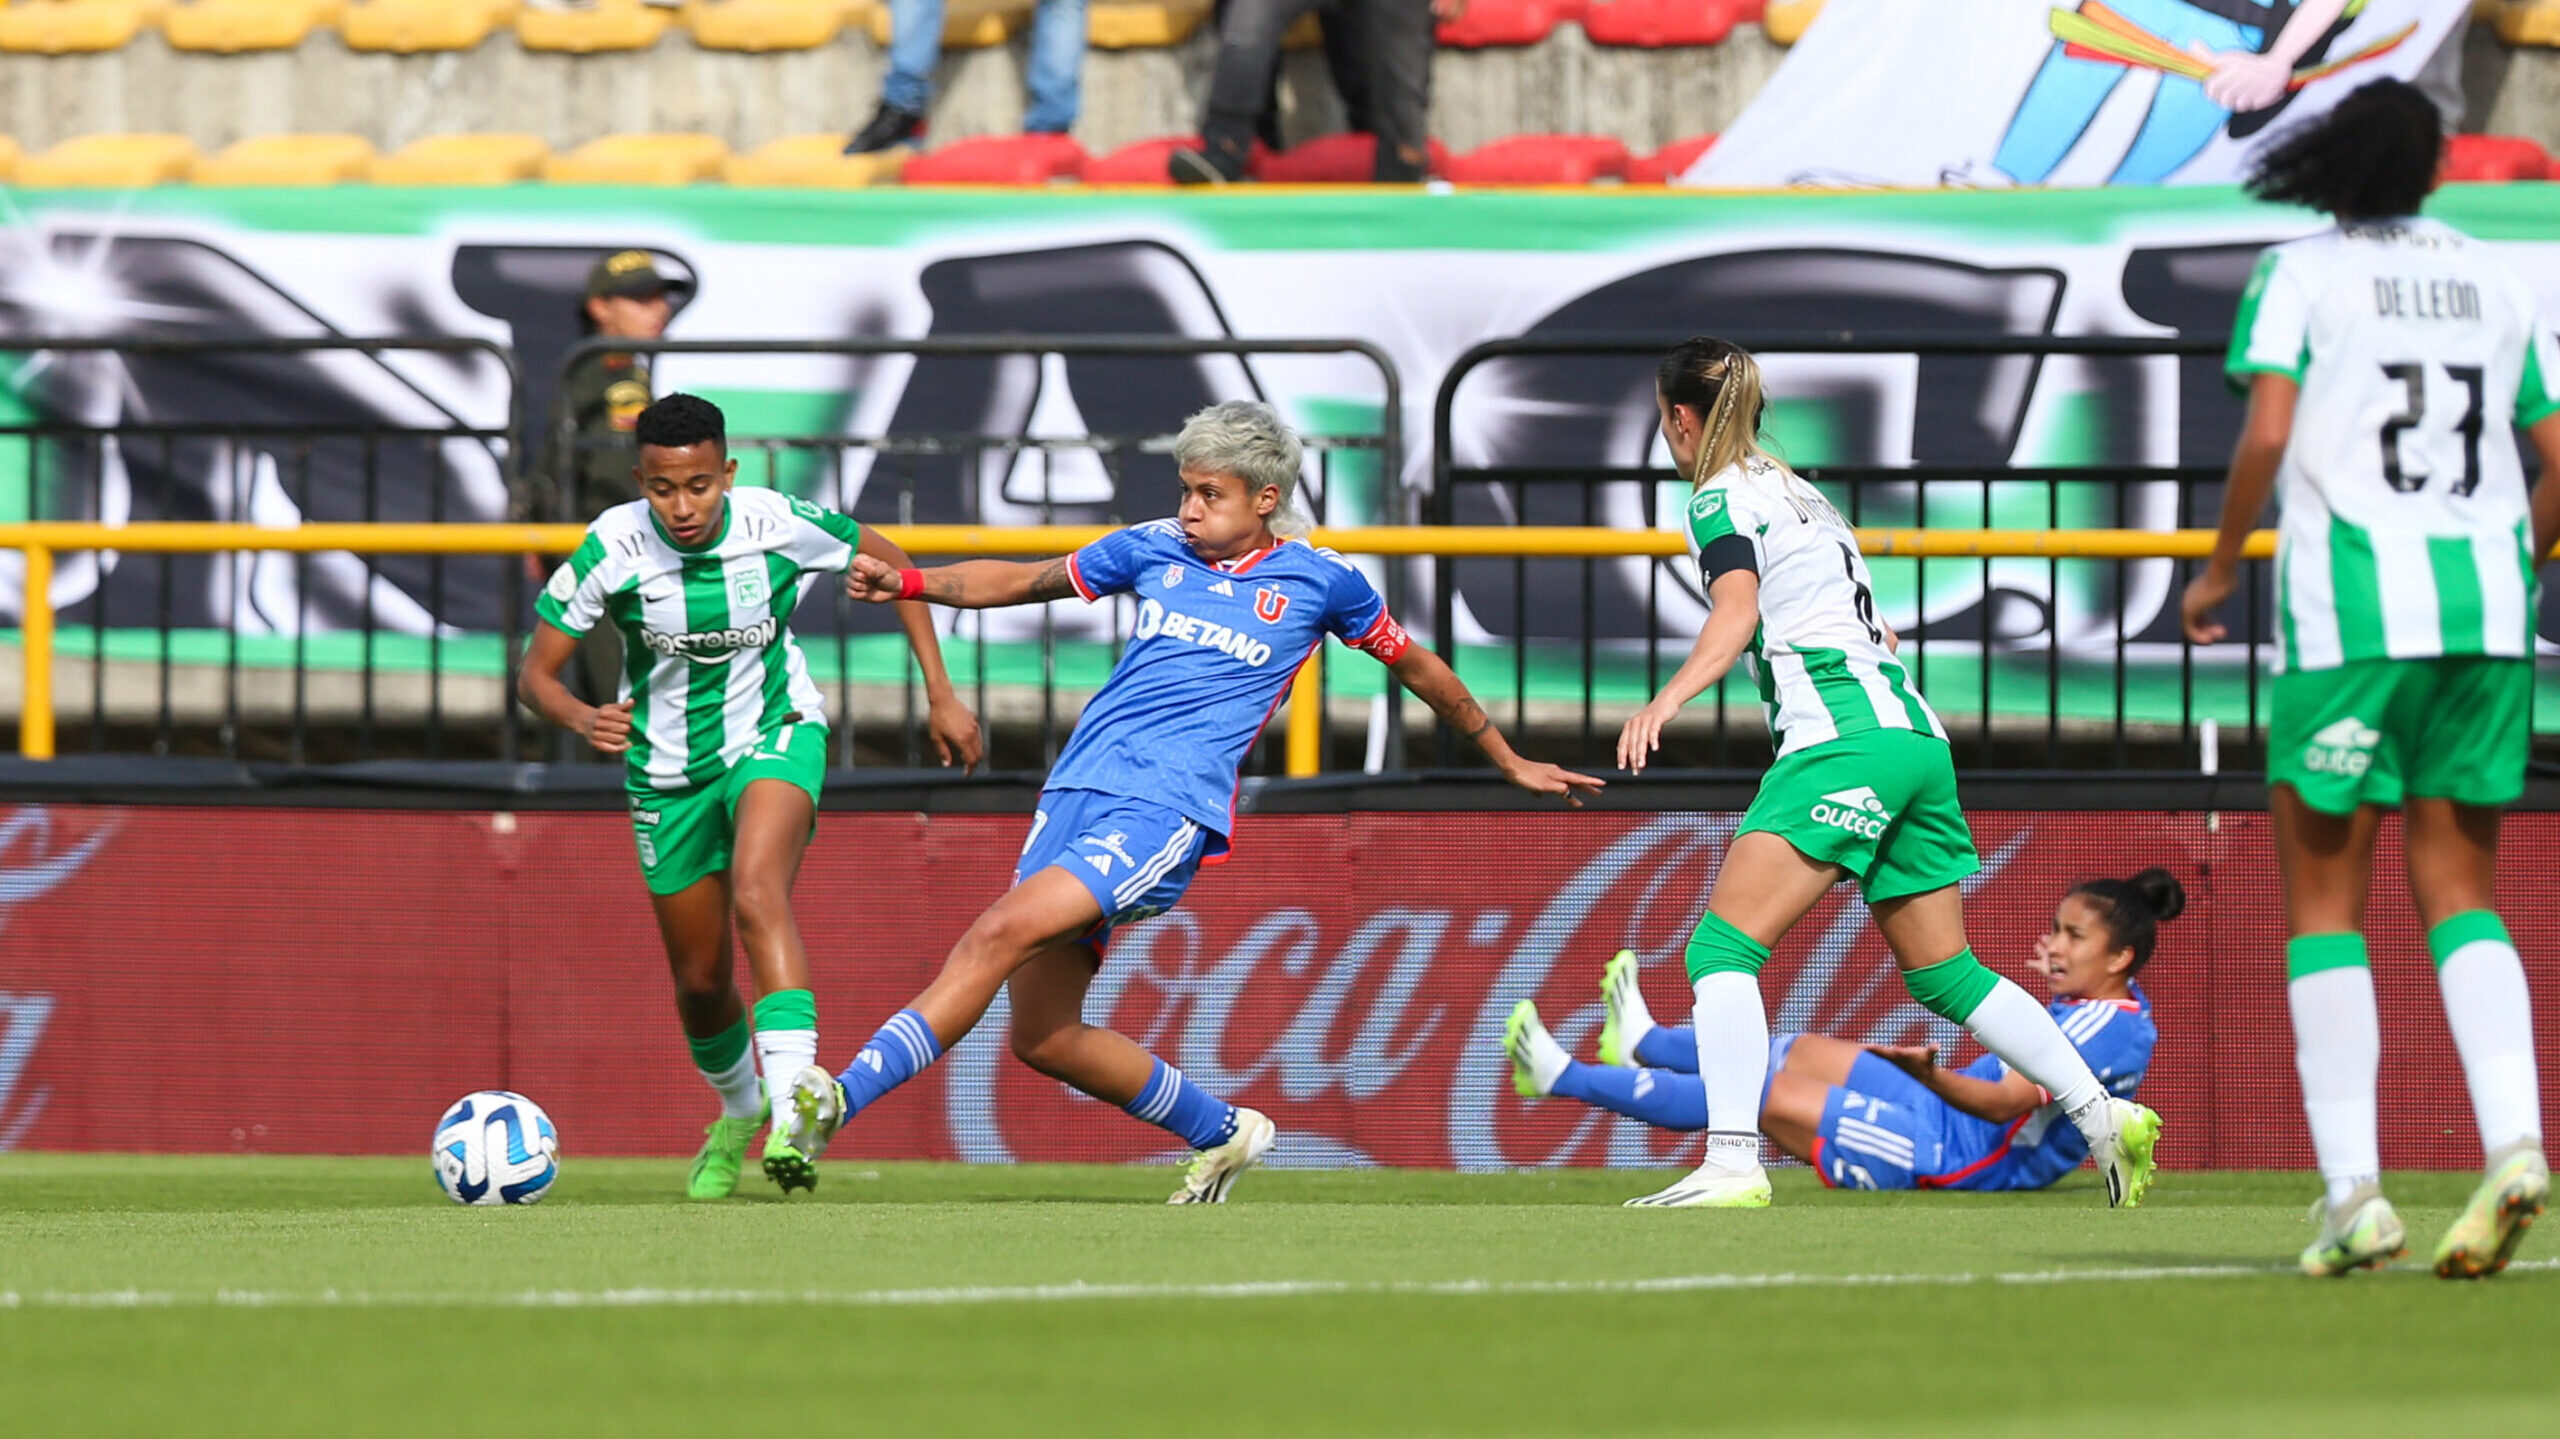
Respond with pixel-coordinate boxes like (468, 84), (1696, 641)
(1508, 998), (1708, 1128)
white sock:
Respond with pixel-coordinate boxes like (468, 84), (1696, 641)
(2289, 965), (2382, 1205)
(2436, 934), (2545, 1156)
(1961, 976), (2108, 1140)
(754, 1028), (817, 1121)
(704, 1046), (763, 1121)
(1691, 972), (1769, 1164)
(1514, 1009), (1571, 1095)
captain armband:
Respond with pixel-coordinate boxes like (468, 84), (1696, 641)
(1697, 535), (1759, 587)
(1348, 611), (1413, 665)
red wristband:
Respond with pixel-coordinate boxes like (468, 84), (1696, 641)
(897, 568), (926, 601)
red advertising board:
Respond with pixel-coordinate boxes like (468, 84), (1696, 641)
(0, 804), (2553, 1170)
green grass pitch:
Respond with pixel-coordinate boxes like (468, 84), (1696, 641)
(3, 1158), (2554, 1438)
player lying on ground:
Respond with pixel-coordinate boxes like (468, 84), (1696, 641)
(1506, 869), (2177, 1192)
(2184, 79), (2560, 1278)
(519, 393), (981, 1199)
(773, 401), (1605, 1200)
(1615, 336), (2161, 1209)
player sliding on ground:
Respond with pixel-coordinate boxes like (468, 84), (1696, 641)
(520, 393), (981, 1199)
(1506, 869), (2177, 1193)
(1615, 337), (2162, 1209)
(2184, 79), (2560, 1278)
(775, 401), (1605, 1200)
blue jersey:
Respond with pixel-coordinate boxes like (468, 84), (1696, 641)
(1937, 984), (2157, 1192)
(1051, 520), (1407, 844)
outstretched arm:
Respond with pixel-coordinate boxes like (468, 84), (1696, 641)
(855, 528), (984, 772)
(1385, 644), (1607, 805)
(845, 551), (1080, 610)
(1618, 570), (1759, 774)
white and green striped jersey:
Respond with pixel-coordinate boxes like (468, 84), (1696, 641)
(2229, 217), (2560, 672)
(1684, 456), (1946, 757)
(535, 487), (861, 791)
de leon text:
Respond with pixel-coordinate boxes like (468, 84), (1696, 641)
(2375, 277), (2483, 322)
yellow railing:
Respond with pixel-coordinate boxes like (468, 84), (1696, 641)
(0, 522), (2277, 763)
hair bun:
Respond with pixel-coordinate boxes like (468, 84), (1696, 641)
(2127, 867), (2186, 923)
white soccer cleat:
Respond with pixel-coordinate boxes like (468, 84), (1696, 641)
(2302, 1186), (2407, 1277)
(2433, 1142), (2549, 1280)
(2085, 1097), (2161, 1209)
(778, 1064), (846, 1163)
(1623, 1158), (1773, 1209)
(1597, 950), (1652, 1068)
(1168, 1107), (1277, 1204)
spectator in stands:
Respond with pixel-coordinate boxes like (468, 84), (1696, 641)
(1173, 0), (1456, 183)
(844, 0), (1087, 154)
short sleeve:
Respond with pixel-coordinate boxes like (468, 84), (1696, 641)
(535, 531), (613, 637)
(778, 494), (863, 574)
(1065, 525), (1156, 601)
(2227, 247), (2311, 390)
(1316, 549), (1409, 662)
(1687, 484), (1762, 588)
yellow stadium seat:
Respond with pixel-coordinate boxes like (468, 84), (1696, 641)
(1763, 0), (1822, 44)
(545, 132), (731, 184)
(689, 0), (872, 52)
(0, 0), (170, 55)
(722, 133), (908, 186)
(340, 0), (511, 53)
(194, 132), (376, 184)
(0, 136), (22, 183)
(865, 0), (1029, 50)
(162, 0), (342, 53)
(17, 133), (200, 187)
(1088, 0), (1207, 48)
(2495, 1), (2560, 46)
(516, 0), (669, 52)
(369, 132), (553, 183)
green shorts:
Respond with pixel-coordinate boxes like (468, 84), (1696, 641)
(626, 721), (827, 895)
(1737, 728), (1981, 903)
(2270, 657), (2530, 815)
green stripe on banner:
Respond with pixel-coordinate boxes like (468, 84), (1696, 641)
(680, 554), (733, 788)
(2428, 535), (2485, 655)
(2328, 517), (2386, 664)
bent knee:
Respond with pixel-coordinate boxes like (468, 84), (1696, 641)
(1009, 1022), (1082, 1076)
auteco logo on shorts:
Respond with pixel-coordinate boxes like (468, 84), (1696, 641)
(2304, 716), (2379, 776)
(640, 616), (778, 661)
(1810, 786), (1891, 839)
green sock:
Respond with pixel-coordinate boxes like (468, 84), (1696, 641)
(2286, 932), (2369, 980)
(2425, 911), (2509, 969)
(1684, 910), (1772, 984)
(752, 989), (817, 1033)
(1901, 949), (2001, 1024)
(687, 1017), (751, 1075)
(687, 1017), (762, 1120)
(750, 990), (820, 1125)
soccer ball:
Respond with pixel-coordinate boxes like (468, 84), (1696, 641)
(431, 1091), (560, 1206)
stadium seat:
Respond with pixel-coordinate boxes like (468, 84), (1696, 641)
(901, 132), (1087, 183)
(16, 133), (200, 186)
(194, 132), (376, 184)
(2443, 132), (2554, 180)
(370, 132), (553, 183)
(1444, 133), (1630, 184)
(162, 0), (341, 53)
(516, 0), (671, 52)
(722, 133), (910, 185)
(1763, 0), (1821, 44)
(340, 0), (511, 53)
(1254, 131), (1450, 182)
(1088, 0), (1210, 48)
(864, 0), (1032, 49)
(1626, 132), (1715, 183)
(1579, 0), (1758, 47)
(544, 132), (731, 183)
(1434, 0), (1581, 49)
(2491, 0), (2560, 47)
(687, 0), (871, 52)
(0, 0), (168, 55)
(1082, 134), (1276, 183)
(0, 136), (21, 183)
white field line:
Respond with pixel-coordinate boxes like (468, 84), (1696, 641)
(3, 1259), (2552, 1309)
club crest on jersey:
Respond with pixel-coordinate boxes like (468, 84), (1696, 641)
(1163, 564), (1184, 587)
(728, 568), (770, 611)
(1691, 491), (1727, 520)
(1253, 587), (1290, 623)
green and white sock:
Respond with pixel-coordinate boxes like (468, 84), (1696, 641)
(1906, 949), (2107, 1128)
(687, 1017), (764, 1121)
(2430, 912), (2544, 1156)
(752, 989), (818, 1125)
(2288, 933), (2380, 1209)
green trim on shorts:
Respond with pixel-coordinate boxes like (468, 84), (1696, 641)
(2286, 932), (2369, 980)
(1735, 727), (1980, 902)
(2427, 910), (2512, 969)
(630, 720), (828, 895)
(1685, 910), (1772, 983)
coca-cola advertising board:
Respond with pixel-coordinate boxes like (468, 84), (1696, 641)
(0, 803), (2552, 1170)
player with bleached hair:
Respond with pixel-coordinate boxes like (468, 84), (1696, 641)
(1612, 337), (2162, 1209)
(2185, 79), (2560, 1277)
(1506, 869), (2178, 1193)
(773, 401), (1605, 1200)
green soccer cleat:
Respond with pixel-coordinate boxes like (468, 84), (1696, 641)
(2089, 1098), (2162, 1209)
(2301, 1187), (2407, 1277)
(1168, 1108), (1277, 1204)
(1597, 950), (1643, 1068)
(760, 1132), (818, 1195)
(1505, 999), (1560, 1098)
(2433, 1142), (2549, 1280)
(686, 1110), (763, 1201)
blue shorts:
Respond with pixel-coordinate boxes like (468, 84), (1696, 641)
(1016, 788), (1213, 949)
(1811, 1052), (1961, 1192)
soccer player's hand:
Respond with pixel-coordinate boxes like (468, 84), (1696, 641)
(1866, 1042), (1942, 1081)
(845, 552), (902, 603)
(1616, 697), (1681, 774)
(1501, 757), (1607, 807)
(1431, 0), (1467, 19)
(2180, 568), (2235, 645)
(581, 699), (634, 755)
(928, 692), (984, 774)
(2191, 45), (2288, 113)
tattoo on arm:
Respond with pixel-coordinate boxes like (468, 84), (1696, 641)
(1025, 558), (1075, 603)
(923, 571), (965, 605)
(1449, 699), (1491, 740)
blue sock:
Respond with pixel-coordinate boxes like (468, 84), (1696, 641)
(1551, 1060), (1707, 1130)
(1632, 1024), (1699, 1072)
(835, 1009), (945, 1118)
(1123, 1059), (1239, 1150)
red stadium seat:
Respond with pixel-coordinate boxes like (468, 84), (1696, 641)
(1083, 135), (1273, 183)
(1626, 133), (1718, 183)
(1435, 0), (1584, 48)
(902, 133), (1089, 184)
(1444, 134), (1631, 184)
(1579, 0), (1759, 47)
(2441, 133), (2554, 182)
(1254, 132), (1451, 182)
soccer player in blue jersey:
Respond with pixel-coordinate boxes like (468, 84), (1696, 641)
(775, 401), (1605, 1199)
(1504, 869), (2178, 1193)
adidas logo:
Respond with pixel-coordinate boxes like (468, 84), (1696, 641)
(2304, 716), (2380, 777)
(1209, 578), (1235, 596)
(1084, 854), (1114, 876)
(1809, 785), (1890, 839)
